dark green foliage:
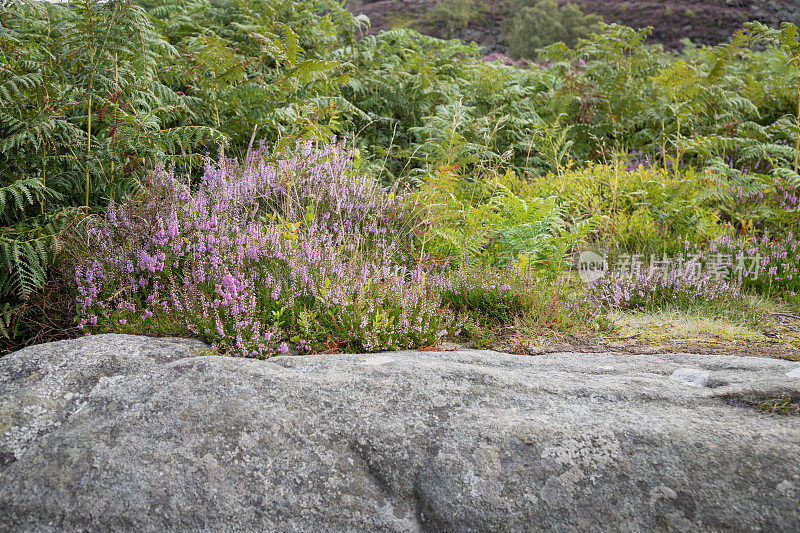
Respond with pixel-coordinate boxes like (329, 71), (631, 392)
(144, 0), (364, 151)
(438, 266), (599, 342)
(341, 20), (800, 198)
(340, 29), (544, 183)
(0, 0), (220, 349)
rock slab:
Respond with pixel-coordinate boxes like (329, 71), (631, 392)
(2, 334), (800, 531)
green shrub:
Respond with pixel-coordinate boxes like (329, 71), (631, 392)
(409, 167), (595, 269)
(529, 161), (725, 254)
(429, 0), (479, 37)
(437, 265), (601, 336)
(504, 0), (603, 59)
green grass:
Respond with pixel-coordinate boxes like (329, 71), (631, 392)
(755, 397), (800, 416)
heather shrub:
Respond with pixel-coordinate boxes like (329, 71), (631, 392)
(590, 265), (741, 313)
(75, 144), (463, 357)
(586, 262), (768, 326)
(586, 231), (800, 323)
(437, 266), (533, 320)
(710, 232), (800, 300)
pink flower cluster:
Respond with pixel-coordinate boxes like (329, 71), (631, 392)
(589, 264), (741, 311)
(75, 143), (463, 357)
(711, 231), (800, 298)
(590, 230), (800, 310)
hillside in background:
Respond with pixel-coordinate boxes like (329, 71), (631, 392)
(349, 0), (800, 55)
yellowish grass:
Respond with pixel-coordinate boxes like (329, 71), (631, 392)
(608, 309), (764, 344)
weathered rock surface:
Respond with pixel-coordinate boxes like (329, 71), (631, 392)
(2, 334), (800, 531)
